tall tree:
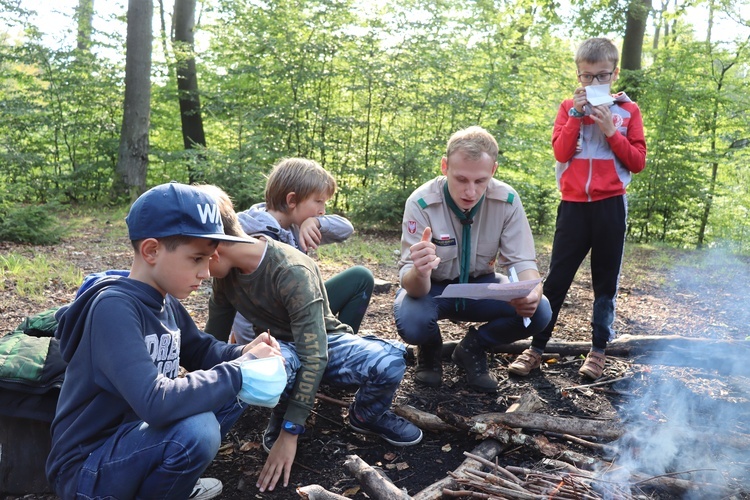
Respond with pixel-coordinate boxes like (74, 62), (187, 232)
(75, 0), (95, 52)
(619, 0), (652, 99)
(173, 0), (206, 184)
(113, 0), (153, 201)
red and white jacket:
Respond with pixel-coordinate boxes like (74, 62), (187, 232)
(552, 93), (646, 202)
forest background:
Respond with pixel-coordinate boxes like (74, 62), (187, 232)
(0, 0), (749, 253)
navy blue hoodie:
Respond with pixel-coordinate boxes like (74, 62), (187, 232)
(46, 276), (245, 484)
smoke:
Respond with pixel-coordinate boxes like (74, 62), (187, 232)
(601, 248), (750, 498)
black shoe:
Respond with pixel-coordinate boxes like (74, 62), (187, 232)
(451, 326), (497, 393)
(415, 342), (443, 387)
(262, 411), (283, 453)
(349, 410), (423, 446)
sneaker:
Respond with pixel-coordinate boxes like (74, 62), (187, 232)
(579, 351), (606, 379)
(349, 410), (423, 447)
(262, 411), (283, 453)
(190, 478), (222, 500)
(508, 348), (542, 376)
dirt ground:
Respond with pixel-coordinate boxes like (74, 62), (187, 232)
(2, 220), (750, 499)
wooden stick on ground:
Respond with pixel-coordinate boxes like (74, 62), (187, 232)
(344, 454), (412, 500)
(470, 411), (623, 441)
(412, 392), (543, 500)
(296, 484), (350, 500)
(393, 404), (460, 432)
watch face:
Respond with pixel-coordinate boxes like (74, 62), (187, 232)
(283, 420), (304, 434)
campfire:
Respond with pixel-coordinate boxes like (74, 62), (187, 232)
(296, 335), (750, 500)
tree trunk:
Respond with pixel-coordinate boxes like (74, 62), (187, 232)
(114, 0), (153, 202)
(173, 0), (206, 185)
(619, 0), (651, 99)
(75, 0), (95, 52)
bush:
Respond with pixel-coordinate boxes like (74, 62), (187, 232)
(0, 204), (66, 245)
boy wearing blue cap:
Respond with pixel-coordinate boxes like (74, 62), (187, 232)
(200, 185), (422, 494)
(46, 182), (284, 500)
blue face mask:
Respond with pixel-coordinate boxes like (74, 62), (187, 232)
(238, 356), (287, 408)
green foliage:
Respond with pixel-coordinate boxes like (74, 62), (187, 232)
(0, 204), (66, 245)
(0, 252), (82, 299)
(3, 0), (750, 253)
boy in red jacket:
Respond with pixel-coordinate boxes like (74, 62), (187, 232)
(509, 37), (646, 379)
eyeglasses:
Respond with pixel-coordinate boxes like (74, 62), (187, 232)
(577, 72), (614, 83)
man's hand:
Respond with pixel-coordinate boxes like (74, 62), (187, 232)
(508, 269), (543, 319)
(590, 104), (616, 137)
(297, 217), (322, 252)
(401, 227), (441, 298)
(410, 227), (441, 277)
(241, 331), (282, 359)
(257, 432), (298, 492)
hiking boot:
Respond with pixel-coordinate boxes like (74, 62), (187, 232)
(190, 478), (223, 500)
(451, 326), (497, 393)
(508, 348), (542, 376)
(415, 342), (443, 387)
(349, 410), (423, 446)
(579, 351), (606, 379)
(262, 410), (283, 453)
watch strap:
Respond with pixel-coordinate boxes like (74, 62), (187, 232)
(282, 419), (305, 435)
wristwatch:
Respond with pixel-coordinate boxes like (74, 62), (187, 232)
(282, 419), (305, 435)
(568, 107), (585, 118)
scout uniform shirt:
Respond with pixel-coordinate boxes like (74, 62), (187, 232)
(398, 176), (539, 285)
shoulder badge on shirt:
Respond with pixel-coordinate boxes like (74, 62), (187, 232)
(407, 220), (417, 234)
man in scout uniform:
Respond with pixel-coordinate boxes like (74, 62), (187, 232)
(393, 126), (552, 392)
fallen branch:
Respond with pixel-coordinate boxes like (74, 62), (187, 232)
(543, 432), (616, 454)
(315, 392), (348, 408)
(486, 335), (750, 374)
(344, 454), (411, 500)
(470, 411), (623, 441)
(560, 375), (631, 392)
(296, 484), (350, 499)
(393, 404), (459, 433)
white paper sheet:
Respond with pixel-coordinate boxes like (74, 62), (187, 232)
(585, 84), (614, 107)
(437, 278), (542, 301)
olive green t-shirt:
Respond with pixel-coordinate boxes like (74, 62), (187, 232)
(206, 239), (352, 425)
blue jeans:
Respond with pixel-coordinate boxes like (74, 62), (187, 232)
(54, 399), (247, 499)
(277, 333), (406, 422)
(393, 273), (552, 348)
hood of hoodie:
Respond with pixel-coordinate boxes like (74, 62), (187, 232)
(237, 203), (296, 247)
(55, 277), (163, 362)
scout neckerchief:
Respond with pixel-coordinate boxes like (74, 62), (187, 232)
(443, 182), (484, 310)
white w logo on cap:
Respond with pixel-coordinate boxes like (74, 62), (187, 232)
(196, 203), (222, 226)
